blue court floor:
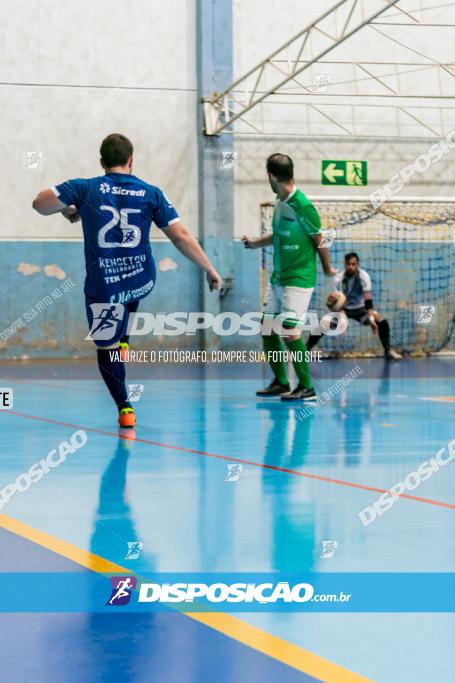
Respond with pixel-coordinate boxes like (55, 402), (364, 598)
(0, 357), (454, 683)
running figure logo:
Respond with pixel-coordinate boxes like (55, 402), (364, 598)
(416, 305), (436, 324)
(23, 151), (44, 170)
(106, 576), (137, 605)
(86, 303), (125, 341)
(219, 151), (238, 170)
(318, 228), (336, 248)
(225, 464), (243, 481)
(121, 229), (137, 245)
(314, 74), (330, 93)
(320, 540), (338, 559)
(125, 542), (144, 560)
(128, 384), (144, 403)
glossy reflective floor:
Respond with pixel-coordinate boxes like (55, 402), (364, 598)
(1, 358), (454, 683)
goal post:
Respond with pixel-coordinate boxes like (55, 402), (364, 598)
(260, 197), (455, 355)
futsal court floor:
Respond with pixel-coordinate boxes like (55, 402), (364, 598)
(1, 357), (454, 683)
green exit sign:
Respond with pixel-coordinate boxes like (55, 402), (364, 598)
(322, 160), (368, 186)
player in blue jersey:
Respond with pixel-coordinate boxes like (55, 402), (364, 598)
(33, 133), (222, 427)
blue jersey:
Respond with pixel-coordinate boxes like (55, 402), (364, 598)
(53, 172), (179, 304)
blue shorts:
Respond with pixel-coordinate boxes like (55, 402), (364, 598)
(85, 298), (140, 348)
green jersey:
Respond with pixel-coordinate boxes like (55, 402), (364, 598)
(270, 188), (321, 288)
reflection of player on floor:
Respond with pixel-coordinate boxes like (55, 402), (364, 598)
(307, 252), (402, 360)
(243, 153), (337, 401)
(32, 134), (222, 428)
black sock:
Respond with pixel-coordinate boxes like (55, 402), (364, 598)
(121, 301), (139, 347)
(307, 334), (322, 351)
(97, 348), (129, 409)
(378, 319), (390, 353)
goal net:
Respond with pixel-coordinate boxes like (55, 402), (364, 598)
(260, 198), (455, 355)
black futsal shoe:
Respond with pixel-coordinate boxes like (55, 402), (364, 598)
(281, 385), (318, 402)
(256, 379), (291, 397)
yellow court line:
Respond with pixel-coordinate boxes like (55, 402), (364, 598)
(0, 514), (374, 683)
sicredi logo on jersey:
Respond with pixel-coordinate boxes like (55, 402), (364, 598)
(99, 183), (145, 197)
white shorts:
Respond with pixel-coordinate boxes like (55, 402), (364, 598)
(263, 283), (314, 321)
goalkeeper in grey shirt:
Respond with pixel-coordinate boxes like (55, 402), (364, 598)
(307, 252), (402, 360)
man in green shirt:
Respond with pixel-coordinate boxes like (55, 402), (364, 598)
(243, 153), (337, 401)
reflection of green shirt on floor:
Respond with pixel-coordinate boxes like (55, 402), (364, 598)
(271, 189), (321, 288)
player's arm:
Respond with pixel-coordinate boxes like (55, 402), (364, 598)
(295, 199), (337, 276)
(162, 221), (222, 291)
(32, 189), (67, 215)
(326, 272), (342, 308)
(32, 188), (81, 222)
(242, 233), (273, 249)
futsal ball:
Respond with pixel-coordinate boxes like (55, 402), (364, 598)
(326, 291), (346, 312)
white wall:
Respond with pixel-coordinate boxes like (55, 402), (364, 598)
(0, 0), (198, 238)
(2, 0), (454, 242)
(233, 0), (455, 236)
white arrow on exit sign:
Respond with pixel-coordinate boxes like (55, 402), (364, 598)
(323, 163), (344, 183)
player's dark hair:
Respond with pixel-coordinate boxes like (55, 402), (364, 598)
(345, 252), (359, 262)
(266, 153), (294, 182)
(100, 134), (133, 168)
